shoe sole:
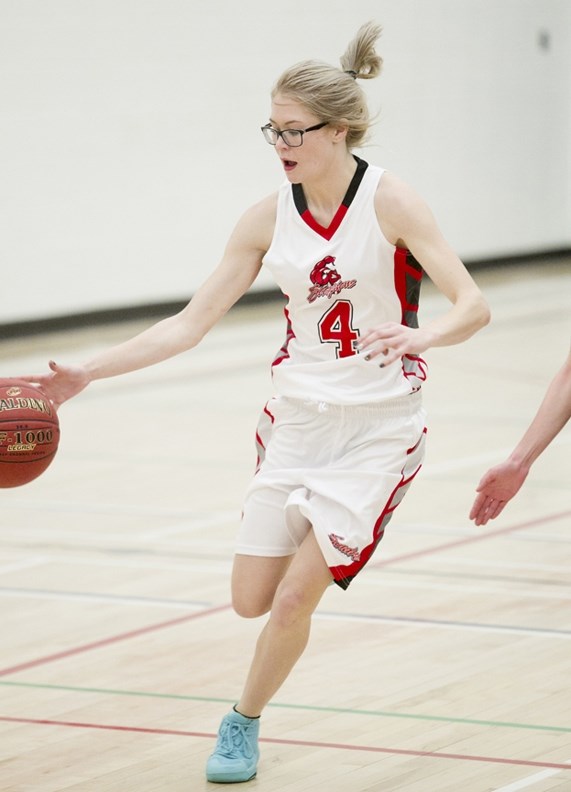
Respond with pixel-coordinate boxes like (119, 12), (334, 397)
(207, 771), (257, 784)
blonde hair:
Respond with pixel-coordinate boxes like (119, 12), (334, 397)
(272, 22), (383, 149)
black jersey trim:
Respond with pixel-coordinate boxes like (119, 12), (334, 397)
(292, 156), (369, 237)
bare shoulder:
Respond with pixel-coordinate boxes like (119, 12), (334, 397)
(377, 170), (423, 206)
(231, 191), (278, 255)
(375, 171), (436, 247)
(194, 191), (279, 304)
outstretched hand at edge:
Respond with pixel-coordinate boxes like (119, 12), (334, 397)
(18, 360), (91, 411)
(469, 460), (529, 526)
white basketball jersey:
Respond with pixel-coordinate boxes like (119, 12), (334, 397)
(262, 157), (428, 404)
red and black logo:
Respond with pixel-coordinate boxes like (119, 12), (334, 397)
(307, 256), (356, 303)
(310, 256), (342, 286)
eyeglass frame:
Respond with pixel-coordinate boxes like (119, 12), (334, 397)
(260, 121), (328, 147)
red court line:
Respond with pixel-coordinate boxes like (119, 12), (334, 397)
(371, 509), (571, 569)
(1, 715), (569, 771)
(0, 603), (232, 678)
(3, 510), (568, 680)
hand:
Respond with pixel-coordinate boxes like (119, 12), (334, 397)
(469, 460), (529, 526)
(357, 323), (433, 367)
(18, 360), (91, 411)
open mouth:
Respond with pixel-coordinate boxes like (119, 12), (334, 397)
(282, 159), (297, 170)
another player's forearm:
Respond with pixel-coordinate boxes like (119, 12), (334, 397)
(507, 361), (571, 471)
(469, 352), (571, 526)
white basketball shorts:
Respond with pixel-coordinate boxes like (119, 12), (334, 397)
(237, 392), (427, 589)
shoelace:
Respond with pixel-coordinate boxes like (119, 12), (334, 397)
(216, 721), (255, 759)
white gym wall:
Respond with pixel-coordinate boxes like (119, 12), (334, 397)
(1, 0), (569, 323)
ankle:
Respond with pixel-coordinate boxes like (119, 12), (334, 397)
(234, 704), (261, 720)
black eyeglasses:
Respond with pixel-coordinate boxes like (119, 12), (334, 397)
(260, 121), (328, 147)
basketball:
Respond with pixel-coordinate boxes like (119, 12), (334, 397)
(0, 379), (60, 488)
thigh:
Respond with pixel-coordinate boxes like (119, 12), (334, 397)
(276, 528), (334, 611)
(231, 553), (294, 618)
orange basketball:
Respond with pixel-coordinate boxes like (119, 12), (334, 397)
(0, 379), (60, 488)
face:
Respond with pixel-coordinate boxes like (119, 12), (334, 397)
(267, 93), (341, 184)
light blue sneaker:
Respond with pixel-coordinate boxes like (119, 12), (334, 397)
(206, 709), (260, 783)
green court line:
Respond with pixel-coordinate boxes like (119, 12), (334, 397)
(1, 679), (568, 734)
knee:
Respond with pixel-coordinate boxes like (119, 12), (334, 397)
(232, 591), (272, 619)
(269, 582), (310, 630)
(231, 581), (307, 623)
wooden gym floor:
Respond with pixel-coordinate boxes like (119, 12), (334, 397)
(0, 257), (570, 791)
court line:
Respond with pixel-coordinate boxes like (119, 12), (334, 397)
(138, 511), (238, 540)
(3, 554), (233, 574)
(72, 554), (236, 573)
(437, 557), (571, 573)
(2, 547), (568, 595)
(1, 499), (231, 520)
(3, 565), (570, 613)
(0, 603), (232, 678)
(2, 680), (568, 734)
(0, 715), (569, 771)
(0, 557), (46, 576)
(3, 553), (569, 596)
(0, 587), (210, 610)
(0, 511), (238, 544)
(396, 522), (571, 545)
(493, 766), (567, 791)
(370, 510), (571, 569)
(314, 611), (571, 639)
(2, 517), (569, 556)
(1, 510), (567, 679)
(381, 565), (569, 588)
(356, 576), (571, 600)
(3, 584), (568, 638)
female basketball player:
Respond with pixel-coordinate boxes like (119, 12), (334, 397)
(25, 22), (490, 783)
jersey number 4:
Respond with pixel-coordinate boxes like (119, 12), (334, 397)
(318, 300), (359, 359)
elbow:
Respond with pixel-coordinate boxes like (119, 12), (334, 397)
(478, 296), (491, 330)
(467, 289), (491, 331)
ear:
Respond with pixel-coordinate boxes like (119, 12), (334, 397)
(331, 121), (349, 144)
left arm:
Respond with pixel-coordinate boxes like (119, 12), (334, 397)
(358, 172), (490, 365)
(469, 348), (571, 525)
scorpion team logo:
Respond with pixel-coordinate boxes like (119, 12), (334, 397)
(307, 256), (357, 303)
(310, 256), (341, 286)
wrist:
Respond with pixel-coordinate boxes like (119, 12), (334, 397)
(421, 326), (441, 349)
(83, 362), (100, 384)
(507, 450), (533, 473)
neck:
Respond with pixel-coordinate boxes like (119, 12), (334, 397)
(301, 152), (358, 217)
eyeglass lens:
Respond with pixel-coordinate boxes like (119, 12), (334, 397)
(261, 122), (326, 147)
(262, 126), (303, 147)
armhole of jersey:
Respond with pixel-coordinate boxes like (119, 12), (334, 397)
(374, 168), (402, 249)
(261, 183), (287, 267)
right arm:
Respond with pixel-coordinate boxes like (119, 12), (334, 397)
(469, 348), (571, 525)
(25, 194), (277, 408)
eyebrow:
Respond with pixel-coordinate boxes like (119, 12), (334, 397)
(268, 118), (306, 128)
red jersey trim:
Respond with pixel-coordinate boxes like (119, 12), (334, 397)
(272, 303), (295, 368)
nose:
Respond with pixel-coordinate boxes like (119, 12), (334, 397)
(275, 134), (291, 152)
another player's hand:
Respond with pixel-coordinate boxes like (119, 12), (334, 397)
(357, 323), (433, 367)
(18, 361), (90, 411)
(469, 460), (529, 526)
